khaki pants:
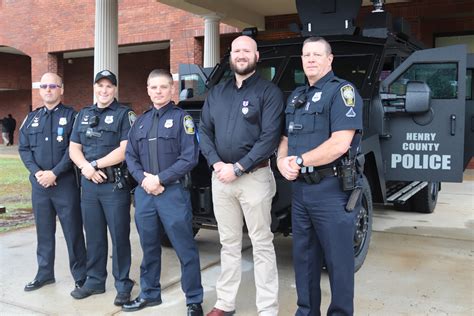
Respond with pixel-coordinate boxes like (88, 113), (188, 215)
(212, 166), (279, 316)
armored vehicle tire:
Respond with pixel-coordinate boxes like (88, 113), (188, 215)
(161, 228), (200, 248)
(354, 175), (373, 272)
(411, 181), (439, 214)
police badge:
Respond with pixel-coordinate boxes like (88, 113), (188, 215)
(104, 115), (114, 124)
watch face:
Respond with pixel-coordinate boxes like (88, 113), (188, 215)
(296, 157), (303, 166)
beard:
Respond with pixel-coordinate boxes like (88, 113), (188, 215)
(230, 54), (258, 76)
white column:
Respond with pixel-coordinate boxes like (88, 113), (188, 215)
(94, 0), (119, 98)
(203, 13), (221, 68)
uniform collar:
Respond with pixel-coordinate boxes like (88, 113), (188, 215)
(152, 101), (174, 117)
(43, 103), (62, 114)
(311, 71), (335, 90)
(232, 71), (259, 90)
(93, 98), (119, 111)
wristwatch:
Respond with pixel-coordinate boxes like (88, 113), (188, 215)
(233, 163), (244, 177)
(90, 160), (99, 170)
(296, 156), (305, 167)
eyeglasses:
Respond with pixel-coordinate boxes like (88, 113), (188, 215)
(39, 83), (62, 89)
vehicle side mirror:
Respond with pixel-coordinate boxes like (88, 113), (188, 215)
(405, 81), (431, 113)
(179, 88), (194, 101)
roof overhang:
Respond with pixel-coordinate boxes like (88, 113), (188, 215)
(157, 0), (409, 30)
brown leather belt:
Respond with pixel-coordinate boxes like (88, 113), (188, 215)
(251, 160), (269, 172)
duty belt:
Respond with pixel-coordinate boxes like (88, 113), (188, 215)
(297, 165), (338, 184)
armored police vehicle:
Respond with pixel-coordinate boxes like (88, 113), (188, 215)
(177, 0), (473, 271)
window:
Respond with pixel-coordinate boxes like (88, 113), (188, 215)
(467, 69), (473, 100)
(180, 73), (206, 99)
(389, 63), (458, 99)
(257, 57), (284, 82)
(278, 57), (306, 94)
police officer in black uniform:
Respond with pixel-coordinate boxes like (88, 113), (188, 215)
(19, 72), (86, 292)
(123, 69), (203, 315)
(69, 70), (135, 306)
(277, 37), (363, 316)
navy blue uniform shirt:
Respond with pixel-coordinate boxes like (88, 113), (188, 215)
(19, 103), (76, 176)
(126, 102), (199, 186)
(285, 71), (363, 158)
(70, 99), (134, 161)
(199, 72), (284, 171)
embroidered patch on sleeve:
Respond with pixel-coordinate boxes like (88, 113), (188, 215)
(183, 115), (195, 135)
(128, 111), (137, 126)
(340, 84), (355, 107)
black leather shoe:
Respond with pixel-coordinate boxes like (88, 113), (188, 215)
(75, 279), (86, 288)
(187, 303), (203, 316)
(122, 297), (162, 312)
(70, 287), (105, 299)
(114, 292), (131, 306)
(24, 279), (55, 292)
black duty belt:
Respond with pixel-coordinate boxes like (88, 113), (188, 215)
(297, 165), (338, 184)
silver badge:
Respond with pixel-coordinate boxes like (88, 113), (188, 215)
(104, 115), (114, 124)
(59, 117), (67, 125)
(312, 92), (322, 102)
(242, 107), (249, 115)
(164, 119), (173, 128)
(242, 100), (249, 107)
(31, 122), (39, 127)
(57, 136), (63, 142)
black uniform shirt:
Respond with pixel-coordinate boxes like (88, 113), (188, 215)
(126, 102), (199, 185)
(199, 72), (284, 171)
(70, 99), (134, 161)
(19, 103), (76, 176)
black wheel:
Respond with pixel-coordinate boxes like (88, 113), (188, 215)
(411, 181), (439, 214)
(354, 175), (373, 272)
(161, 227), (200, 248)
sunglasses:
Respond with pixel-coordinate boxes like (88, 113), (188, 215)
(39, 83), (62, 89)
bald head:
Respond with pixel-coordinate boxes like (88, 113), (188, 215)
(40, 73), (63, 86)
(231, 35), (258, 52)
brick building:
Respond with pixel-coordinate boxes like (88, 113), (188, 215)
(0, 0), (473, 145)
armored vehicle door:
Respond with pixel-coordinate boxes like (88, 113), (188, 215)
(380, 45), (467, 182)
(464, 54), (474, 169)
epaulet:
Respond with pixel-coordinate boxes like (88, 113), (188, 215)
(33, 105), (45, 113)
(61, 104), (75, 111)
(331, 76), (345, 83)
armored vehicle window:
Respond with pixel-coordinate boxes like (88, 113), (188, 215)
(467, 69), (472, 100)
(257, 57), (284, 82)
(278, 56), (306, 95)
(332, 55), (372, 91)
(389, 63), (458, 99)
(180, 74), (206, 99)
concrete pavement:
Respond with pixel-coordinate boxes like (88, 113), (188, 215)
(0, 155), (472, 314)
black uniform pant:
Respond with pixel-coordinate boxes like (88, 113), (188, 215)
(31, 171), (86, 282)
(134, 184), (203, 304)
(292, 176), (355, 316)
(80, 178), (134, 293)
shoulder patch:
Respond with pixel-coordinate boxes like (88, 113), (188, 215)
(183, 115), (195, 135)
(340, 84), (355, 107)
(128, 111), (137, 126)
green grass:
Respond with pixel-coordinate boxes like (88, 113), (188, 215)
(0, 157), (33, 233)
